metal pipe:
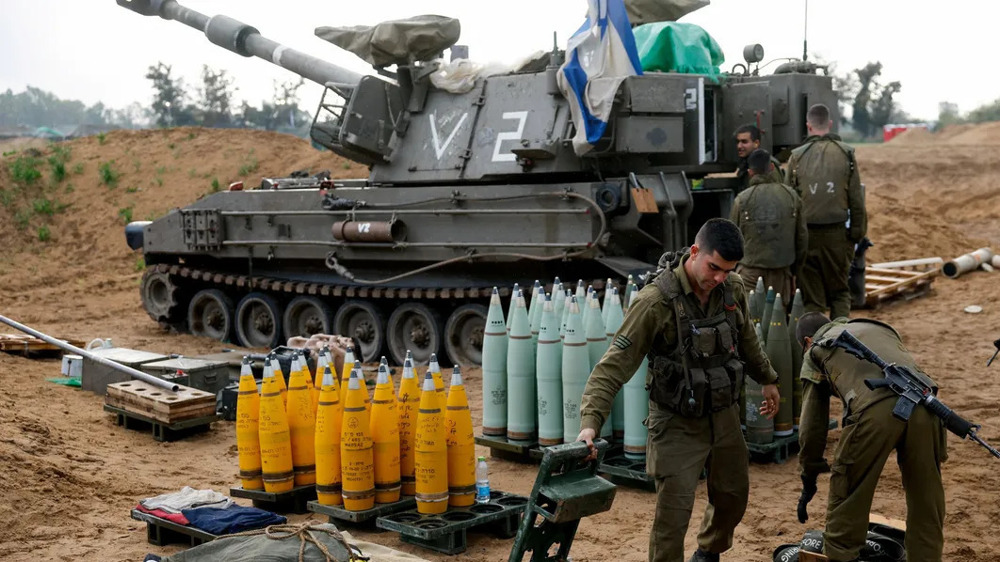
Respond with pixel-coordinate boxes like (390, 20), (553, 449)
(0, 314), (179, 392)
(943, 248), (994, 279)
(220, 208), (590, 217)
(332, 220), (406, 242)
(870, 257), (944, 270)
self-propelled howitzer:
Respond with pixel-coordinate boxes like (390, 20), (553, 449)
(118, 0), (838, 366)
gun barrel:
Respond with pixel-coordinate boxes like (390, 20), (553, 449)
(117, 0), (363, 87)
(969, 432), (1000, 459)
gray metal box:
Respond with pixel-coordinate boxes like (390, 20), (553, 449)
(141, 357), (231, 396)
(81, 348), (169, 395)
(192, 351), (249, 381)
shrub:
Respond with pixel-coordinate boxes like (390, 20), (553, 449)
(99, 161), (120, 188)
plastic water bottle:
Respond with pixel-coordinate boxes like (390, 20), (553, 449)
(475, 456), (491, 504)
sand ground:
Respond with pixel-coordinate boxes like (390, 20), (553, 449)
(1, 126), (998, 561)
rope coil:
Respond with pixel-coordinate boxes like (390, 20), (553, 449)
(223, 521), (368, 562)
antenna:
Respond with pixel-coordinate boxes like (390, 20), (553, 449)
(802, 0), (809, 61)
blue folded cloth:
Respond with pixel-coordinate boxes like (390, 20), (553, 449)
(181, 504), (286, 535)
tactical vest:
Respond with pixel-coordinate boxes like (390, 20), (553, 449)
(810, 318), (937, 416)
(735, 179), (800, 268)
(645, 253), (745, 417)
(789, 136), (856, 225)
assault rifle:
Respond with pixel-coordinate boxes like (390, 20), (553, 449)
(828, 330), (1000, 459)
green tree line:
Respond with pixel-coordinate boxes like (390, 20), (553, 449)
(1, 61), (312, 136)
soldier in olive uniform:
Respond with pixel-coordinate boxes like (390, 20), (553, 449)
(734, 124), (784, 190)
(785, 104), (867, 320)
(795, 313), (946, 562)
(730, 148), (807, 309)
(577, 218), (780, 562)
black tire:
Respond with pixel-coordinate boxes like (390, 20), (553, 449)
(387, 303), (443, 367)
(235, 292), (283, 349)
(444, 304), (487, 367)
(282, 296), (333, 340)
(333, 300), (385, 363)
(187, 289), (234, 342)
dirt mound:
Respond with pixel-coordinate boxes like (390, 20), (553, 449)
(943, 120), (1000, 145)
(0, 127), (367, 319)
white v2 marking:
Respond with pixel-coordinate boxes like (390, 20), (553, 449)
(492, 111), (529, 162)
(429, 111), (469, 160)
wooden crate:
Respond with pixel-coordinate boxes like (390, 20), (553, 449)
(0, 334), (84, 356)
(864, 265), (939, 308)
(105, 380), (216, 424)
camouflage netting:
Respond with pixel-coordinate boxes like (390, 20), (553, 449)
(161, 523), (429, 562)
(624, 0), (710, 25)
(316, 15), (460, 67)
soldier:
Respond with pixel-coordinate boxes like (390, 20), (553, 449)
(785, 104), (867, 320)
(734, 123), (783, 190)
(576, 218), (780, 562)
(730, 148), (807, 309)
(795, 313), (946, 562)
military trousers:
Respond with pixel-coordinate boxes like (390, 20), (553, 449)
(824, 398), (946, 562)
(646, 401), (749, 562)
(800, 225), (853, 320)
(736, 265), (793, 310)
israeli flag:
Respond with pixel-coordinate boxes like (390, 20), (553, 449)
(558, 0), (643, 156)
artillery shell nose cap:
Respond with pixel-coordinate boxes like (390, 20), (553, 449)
(964, 305), (983, 314)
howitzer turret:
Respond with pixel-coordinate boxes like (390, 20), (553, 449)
(118, 0), (839, 367)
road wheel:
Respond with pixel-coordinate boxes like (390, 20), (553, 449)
(387, 303), (443, 367)
(334, 300), (385, 362)
(188, 289), (234, 342)
(235, 292), (283, 349)
(283, 296), (333, 340)
(444, 304), (487, 367)
(141, 270), (181, 323)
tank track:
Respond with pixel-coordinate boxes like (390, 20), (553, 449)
(142, 264), (613, 367)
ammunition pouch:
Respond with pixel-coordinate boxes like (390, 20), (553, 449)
(647, 356), (742, 417)
(647, 356), (705, 417)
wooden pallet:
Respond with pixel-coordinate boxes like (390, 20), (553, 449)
(0, 334), (84, 356)
(105, 404), (216, 442)
(106, 380), (216, 424)
(864, 265), (939, 308)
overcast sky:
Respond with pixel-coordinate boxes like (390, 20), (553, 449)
(1, 0), (996, 122)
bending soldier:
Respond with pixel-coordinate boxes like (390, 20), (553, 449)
(577, 218), (780, 562)
(785, 104), (867, 320)
(734, 123), (783, 190)
(795, 313), (946, 562)
(730, 148), (807, 309)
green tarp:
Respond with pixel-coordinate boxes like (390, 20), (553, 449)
(632, 22), (725, 75)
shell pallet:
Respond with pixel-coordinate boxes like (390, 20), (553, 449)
(131, 509), (217, 547)
(307, 496), (416, 525)
(598, 453), (654, 491)
(376, 492), (528, 555)
(229, 484), (317, 515)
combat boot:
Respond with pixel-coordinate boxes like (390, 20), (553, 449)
(688, 549), (719, 562)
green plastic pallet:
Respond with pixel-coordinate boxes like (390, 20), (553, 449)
(376, 491), (527, 555)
